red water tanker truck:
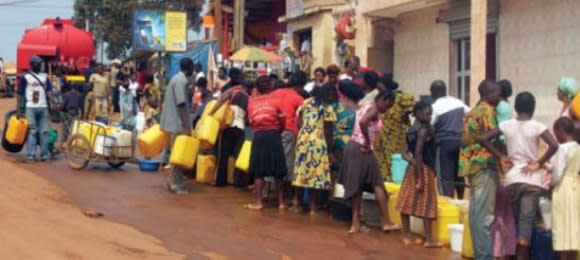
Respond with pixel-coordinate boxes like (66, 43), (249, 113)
(17, 17), (95, 75)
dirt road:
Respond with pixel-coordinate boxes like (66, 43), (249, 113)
(0, 98), (460, 259)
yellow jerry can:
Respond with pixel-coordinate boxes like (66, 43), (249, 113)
(137, 124), (170, 158)
(196, 155), (216, 184)
(169, 135), (199, 170)
(227, 156), (235, 185)
(409, 197), (461, 245)
(462, 214), (474, 258)
(222, 106), (234, 129)
(235, 140), (252, 172)
(201, 100), (229, 125)
(5, 115), (29, 145)
(196, 116), (220, 149)
(387, 192), (402, 226)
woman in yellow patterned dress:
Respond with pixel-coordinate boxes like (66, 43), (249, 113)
(293, 85), (337, 214)
(375, 78), (415, 180)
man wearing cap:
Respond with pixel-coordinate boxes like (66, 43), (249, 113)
(18, 56), (54, 161)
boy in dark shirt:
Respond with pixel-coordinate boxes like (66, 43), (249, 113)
(61, 85), (84, 148)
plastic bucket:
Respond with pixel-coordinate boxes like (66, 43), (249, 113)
(333, 183), (345, 198)
(391, 153), (408, 184)
(448, 224), (464, 253)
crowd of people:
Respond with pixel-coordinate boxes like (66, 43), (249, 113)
(14, 54), (579, 260)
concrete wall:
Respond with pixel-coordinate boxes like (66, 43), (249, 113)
(288, 11), (336, 72)
(303, 0), (344, 10)
(499, 0), (580, 124)
(393, 5), (450, 97)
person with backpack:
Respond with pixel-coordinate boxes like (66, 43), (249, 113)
(17, 56), (54, 161)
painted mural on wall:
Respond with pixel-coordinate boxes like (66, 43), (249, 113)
(333, 8), (356, 67)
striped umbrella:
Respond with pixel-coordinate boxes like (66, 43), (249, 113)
(230, 46), (282, 62)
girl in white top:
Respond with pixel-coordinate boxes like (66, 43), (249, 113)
(479, 92), (559, 260)
(549, 117), (580, 259)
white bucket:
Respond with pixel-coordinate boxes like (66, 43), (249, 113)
(333, 184), (345, 198)
(539, 198), (551, 230)
(448, 224), (464, 253)
(410, 216), (423, 234)
(94, 135), (116, 156)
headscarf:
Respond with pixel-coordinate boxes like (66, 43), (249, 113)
(559, 77), (578, 101)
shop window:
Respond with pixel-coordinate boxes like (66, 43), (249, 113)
(455, 38), (470, 105)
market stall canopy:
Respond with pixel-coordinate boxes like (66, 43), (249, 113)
(230, 46), (282, 62)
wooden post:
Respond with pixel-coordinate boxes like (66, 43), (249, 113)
(239, 0), (245, 49)
(233, 0), (241, 51)
(470, 0), (487, 105)
(214, 0), (223, 54)
(233, 0), (245, 51)
(224, 13), (229, 59)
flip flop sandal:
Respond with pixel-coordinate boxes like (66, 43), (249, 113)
(243, 203), (263, 211)
(414, 238), (425, 245)
(348, 225), (370, 234)
(402, 238), (415, 246)
(423, 242), (443, 248)
(382, 224), (402, 232)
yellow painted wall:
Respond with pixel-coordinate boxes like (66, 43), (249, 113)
(288, 11), (337, 73)
(499, 0), (580, 124)
(392, 6), (450, 97)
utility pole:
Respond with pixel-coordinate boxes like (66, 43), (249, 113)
(214, 0), (223, 54)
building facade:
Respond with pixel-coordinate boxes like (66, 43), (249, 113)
(281, 0), (580, 124)
(279, 0), (348, 71)
(356, 0), (580, 124)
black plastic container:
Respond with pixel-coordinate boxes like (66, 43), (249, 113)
(330, 197), (352, 222)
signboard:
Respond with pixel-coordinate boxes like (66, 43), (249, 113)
(286, 0), (303, 18)
(133, 10), (187, 52)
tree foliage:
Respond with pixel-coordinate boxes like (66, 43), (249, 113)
(73, 0), (204, 59)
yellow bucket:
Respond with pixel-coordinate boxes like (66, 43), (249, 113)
(137, 124), (170, 158)
(196, 155), (216, 184)
(196, 116), (220, 149)
(169, 135), (199, 170)
(5, 115), (29, 145)
(235, 140), (252, 172)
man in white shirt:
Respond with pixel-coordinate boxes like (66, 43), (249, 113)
(430, 80), (470, 198)
(18, 56), (54, 161)
(194, 63), (205, 82)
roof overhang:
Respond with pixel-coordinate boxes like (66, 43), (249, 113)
(364, 0), (450, 18)
(278, 6), (335, 23)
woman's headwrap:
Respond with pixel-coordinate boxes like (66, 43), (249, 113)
(559, 77), (578, 101)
